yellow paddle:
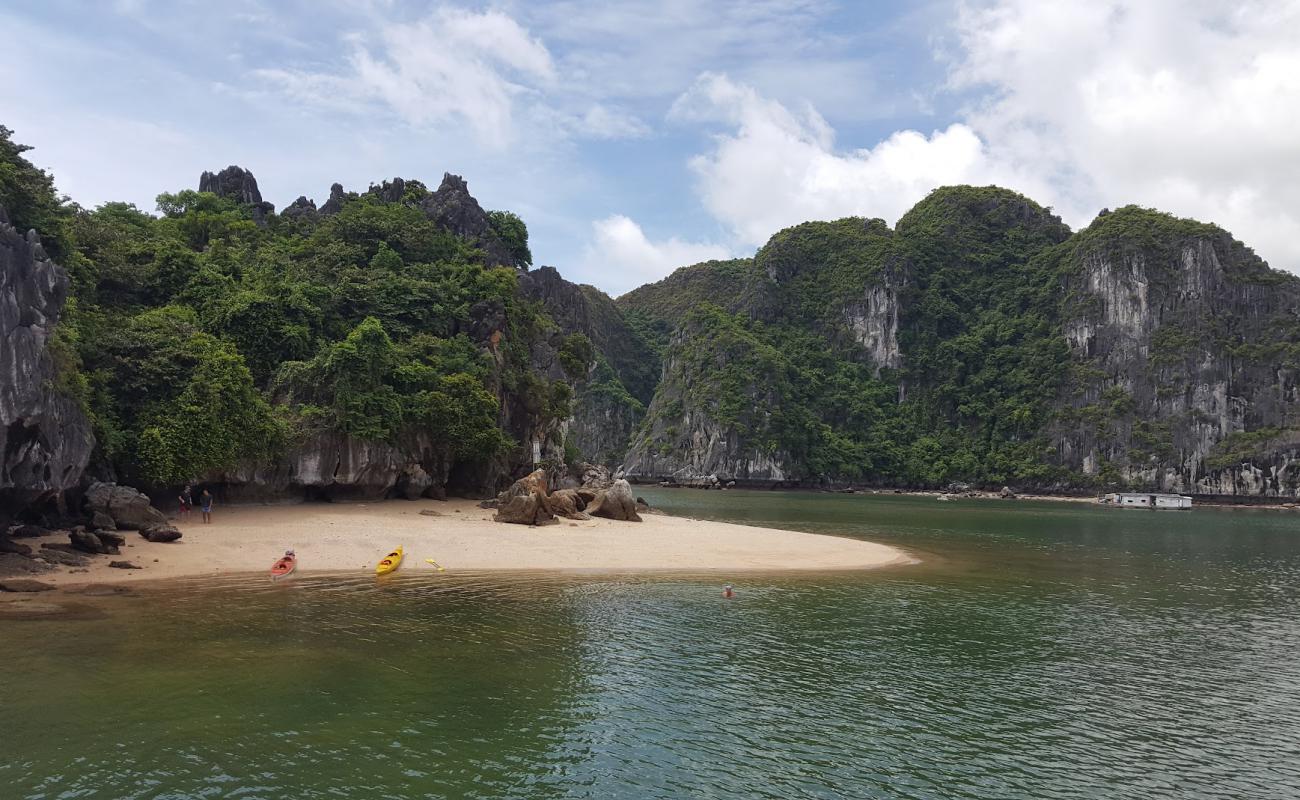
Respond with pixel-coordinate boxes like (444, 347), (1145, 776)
(425, 558), (445, 572)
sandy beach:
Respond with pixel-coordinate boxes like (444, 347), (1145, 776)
(18, 498), (914, 586)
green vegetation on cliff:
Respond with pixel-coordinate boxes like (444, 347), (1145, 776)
(1, 126), (573, 490)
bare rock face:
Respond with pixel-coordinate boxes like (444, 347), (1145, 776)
(213, 432), (452, 502)
(1055, 214), (1300, 497)
(0, 205), (96, 509)
(198, 165), (274, 224)
(84, 482), (168, 531)
(587, 479), (641, 522)
(281, 196), (319, 222)
(421, 173), (513, 268)
(396, 464), (433, 500)
(320, 183), (347, 215)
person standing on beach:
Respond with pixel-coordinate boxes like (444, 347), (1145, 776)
(178, 484), (193, 520)
(200, 488), (213, 524)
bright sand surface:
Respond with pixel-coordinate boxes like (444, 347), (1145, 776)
(31, 498), (914, 585)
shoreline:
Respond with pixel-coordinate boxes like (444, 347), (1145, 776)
(645, 484), (1300, 512)
(8, 498), (915, 589)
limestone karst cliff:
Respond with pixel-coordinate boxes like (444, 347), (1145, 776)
(5, 112), (1298, 506)
(619, 188), (1300, 497)
(0, 204), (94, 509)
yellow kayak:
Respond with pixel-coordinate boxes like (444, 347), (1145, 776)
(375, 546), (403, 575)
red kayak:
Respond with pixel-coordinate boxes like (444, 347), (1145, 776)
(270, 551), (296, 580)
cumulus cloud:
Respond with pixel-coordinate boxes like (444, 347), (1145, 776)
(581, 215), (731, 295)
(952, 0), (1300, 271)
(674, 2), (1300, 272)
(673, 72), (1041, 248)
(256, 8), (555, 147)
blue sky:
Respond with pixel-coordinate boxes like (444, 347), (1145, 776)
(3, 0), (1299, 294)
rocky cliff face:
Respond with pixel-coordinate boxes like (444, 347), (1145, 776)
(199, 165), (275, 224)
(619, 190), (1300, 498)
(215, 431), (452, 502)
(621, 308), (803, 486)
(422, 173), (514, 268)
(519, 266), (657, 466)
(0, 205), (94, 509)
(1054, 210), (1300, 496)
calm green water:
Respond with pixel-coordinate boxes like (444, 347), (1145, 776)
(4, 491), (1300, 799)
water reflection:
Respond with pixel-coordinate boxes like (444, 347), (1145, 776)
(3, 492), (1300, 799)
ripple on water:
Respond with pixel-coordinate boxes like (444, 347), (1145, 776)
(4, 497), (1300, 799)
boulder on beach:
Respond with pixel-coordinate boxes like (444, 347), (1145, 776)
(85, 482), (169, 530)
(7, 524), (48, 539)
(140, 525), (183, 543)
(494, 489), (557, 526)
(493, 470), (559, 526)
(109, 560), (142, 570)
(94, 530), (126, 548)
(70, 529), (114, 555)
(1000, 486), (1017, 499)
(587, 479), (642, 522)
(0, 537), (33, 557)
(546, 489), (590, 520)
(0, 553), (55, 576)
(90, 511), (117, 531)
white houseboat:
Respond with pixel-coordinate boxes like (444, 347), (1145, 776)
(1102, 493), (1193, 509)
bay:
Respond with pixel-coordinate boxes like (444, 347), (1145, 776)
(4, 491), (1299, 799)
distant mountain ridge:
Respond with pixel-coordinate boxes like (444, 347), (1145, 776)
(613, 187), (1300, 497)
(3, 117), (1298, 511)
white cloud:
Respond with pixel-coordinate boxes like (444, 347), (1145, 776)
(673, 72), (1041, 248)
(256, 8), (555, 147)
(951, 0), (1300, 271)
(672, 3), (1300, 274)
(581, 215), (731, 294)
(577, 104), (651, 139)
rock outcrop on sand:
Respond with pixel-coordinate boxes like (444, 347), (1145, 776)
(0, 204), (95, 510)
(84, 482), (168, 531)
(586, 479), (642, 522)
(493, 470), (556, 526)
(492, 469), (643, 525)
